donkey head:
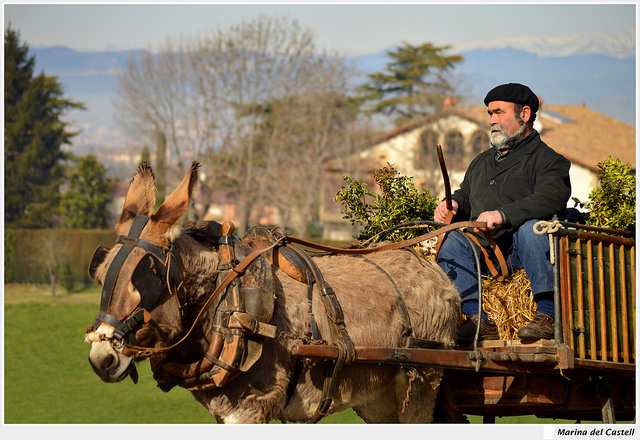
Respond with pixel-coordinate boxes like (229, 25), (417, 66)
(86, 161), (199, 383)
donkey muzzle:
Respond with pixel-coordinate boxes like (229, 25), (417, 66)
(88, 340), (135, 383)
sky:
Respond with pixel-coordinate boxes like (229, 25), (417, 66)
(4, 2), (637, 56)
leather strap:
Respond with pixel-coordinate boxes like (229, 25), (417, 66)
(434, 210), (455, 255)
(286, 221), (489, 255)
(433, 216), (508, 282)
(122, 236), (284, 358)
(122, 221), (501, 358)
(466, 231), (508, 281)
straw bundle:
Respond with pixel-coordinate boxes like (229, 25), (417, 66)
(481, 269), (536, 340)
(414, 243), (535, 340)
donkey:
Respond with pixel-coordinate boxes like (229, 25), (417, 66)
(85, 161), (462, 423)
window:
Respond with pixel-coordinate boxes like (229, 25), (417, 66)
(445, 130), (464, 169)
(415, 130), (438, 170)
(470, 130), (489, 154)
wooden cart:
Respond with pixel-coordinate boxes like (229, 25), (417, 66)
(292, 221), (636, 423)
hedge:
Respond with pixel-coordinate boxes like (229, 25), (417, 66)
(4, 229), (117, 288)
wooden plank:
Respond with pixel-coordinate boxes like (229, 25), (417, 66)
(560, 237), (573, 348)
(291, 345), (562, 374)
(574, 358), (636, 373)
(449, 370), (636, 420)
(619, 245), (629, 363)
(598, 242), (608, 361)
(576, 238), (586, 358)
(609, 243), (618, 362)
(632, 246), (636, 364)
(587, 241), (597, 360)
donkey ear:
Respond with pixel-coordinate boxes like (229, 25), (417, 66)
(118, 162), (156, 232)
(151, 161), (200, 231)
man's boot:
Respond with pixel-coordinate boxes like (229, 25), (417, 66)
(517, 311), (554, 341)
(456, 314), (499, 347)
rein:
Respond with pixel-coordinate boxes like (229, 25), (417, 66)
(285, 220), (488, 254)
(120, 236), (284, 359)
(120, 219), (490, 358)
(89, 217), (494, 422)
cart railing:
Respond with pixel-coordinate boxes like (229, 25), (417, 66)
(554, 222), (635, 366)
(291, 220), (636, 421)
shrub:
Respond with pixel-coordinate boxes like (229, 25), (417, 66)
(572, 157), (636, 231)
(334, 164), (438, 242)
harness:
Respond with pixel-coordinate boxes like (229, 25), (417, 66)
(87, 216), (491, 423)
(87, 215), (188, 345)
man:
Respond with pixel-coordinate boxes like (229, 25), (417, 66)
(435, 83), (571, 346)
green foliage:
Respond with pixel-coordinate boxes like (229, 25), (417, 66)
(357, 42), (463, 125)
(572, 157), (636, 230)
(58, 258), (76, 293)
(4, 229), (19, 283)
(4, 228), (117, 285)
(60, 154), (115, 229)
(334, 164), (438, 242)
(4, 26), (85, 228)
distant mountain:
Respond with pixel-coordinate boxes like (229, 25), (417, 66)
(30, 41), (635, 150)
(456, 29), (636, 59)
(355, 47), (635, 125)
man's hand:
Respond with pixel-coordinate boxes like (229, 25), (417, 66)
(474, 210), (503, 232)
(434, 200), (458, 223)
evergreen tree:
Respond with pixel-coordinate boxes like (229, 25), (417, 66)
(5, 26), (85, 227)
(358, 42), (463, 125)
(60, 155), (115, 229)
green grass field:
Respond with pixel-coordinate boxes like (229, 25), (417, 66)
(1, 284), (622, 425)
(3, 284), (360, 424)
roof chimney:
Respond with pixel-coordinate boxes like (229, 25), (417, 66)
(443, 96), (457, 110)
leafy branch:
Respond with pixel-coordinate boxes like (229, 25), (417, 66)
(572, 156), (636, 230)
(334, 164), (438, 242)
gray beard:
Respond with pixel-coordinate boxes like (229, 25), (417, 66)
(490, 121), (527, 151)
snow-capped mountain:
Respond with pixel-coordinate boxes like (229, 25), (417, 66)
(455, 29), (635, 59)
(29, 29), (636, 150)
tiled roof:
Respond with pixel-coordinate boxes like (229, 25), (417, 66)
(327, 104), (636, 173)
(538, 105), (636, 171)
(451, 104), (637, 172)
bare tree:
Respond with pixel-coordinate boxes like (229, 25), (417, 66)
(255, 58), (368, 235)
(114, 16), (370, 235)
(37, 230), (69, 297)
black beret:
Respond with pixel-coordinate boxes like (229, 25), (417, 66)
(484, 83), (539, 113)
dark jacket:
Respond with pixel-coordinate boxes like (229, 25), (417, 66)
(451, 130), (571, 253)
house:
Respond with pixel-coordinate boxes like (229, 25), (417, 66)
(321, 103), (636, 240)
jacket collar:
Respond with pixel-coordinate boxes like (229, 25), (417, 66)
(489, 131), (541, 178)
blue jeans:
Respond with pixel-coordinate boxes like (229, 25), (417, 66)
(437, 219), (554, 305)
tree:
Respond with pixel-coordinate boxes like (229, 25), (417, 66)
(59, 155), (115, 229)
(37, 229), (69, 296)
(251, 85), (365, 235)
(5, 26), (85, 228)
(114, 16), (369, 235)
(358, 42), (463, 125)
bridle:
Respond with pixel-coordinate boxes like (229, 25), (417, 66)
(86, 215), (284, 362)
(86, 215), (188, 347)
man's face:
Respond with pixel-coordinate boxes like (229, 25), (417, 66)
(487, 101), (527, 150)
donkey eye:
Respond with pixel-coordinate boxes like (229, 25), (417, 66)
(88, 245), (110, 280)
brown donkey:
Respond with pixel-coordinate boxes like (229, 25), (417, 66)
(85, 161), (462, 423)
